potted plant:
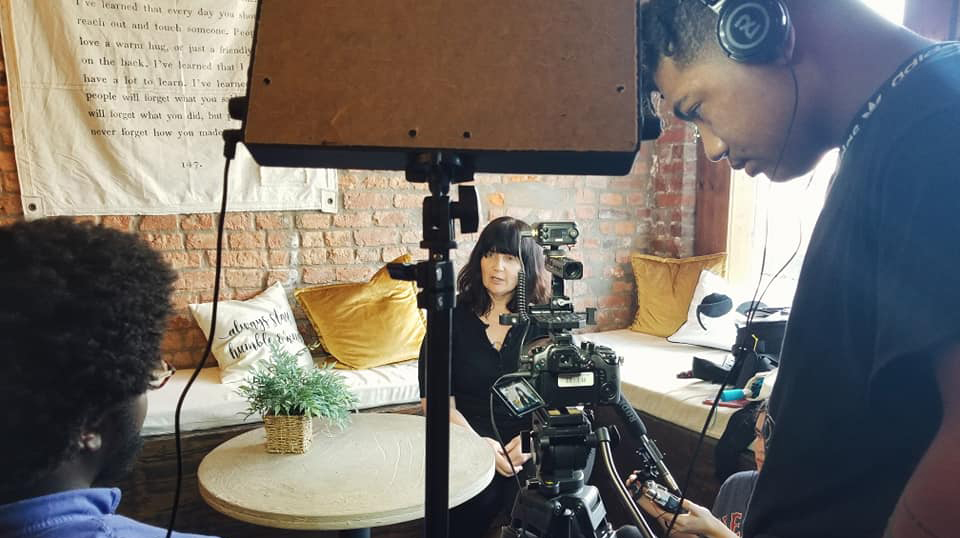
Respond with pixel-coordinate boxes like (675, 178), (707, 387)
(236, 342), (358, 454)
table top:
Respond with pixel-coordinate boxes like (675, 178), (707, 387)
(197, 413), (495, 530)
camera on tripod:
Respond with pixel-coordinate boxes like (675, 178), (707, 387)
(499, 222), (622, 410)
(490, 222), (656, 538)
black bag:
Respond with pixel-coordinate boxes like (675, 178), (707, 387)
(730, 316), (786, 388)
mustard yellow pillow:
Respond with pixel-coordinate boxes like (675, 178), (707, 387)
(295, 256), (426, 369)
(630, 253), (726, 337)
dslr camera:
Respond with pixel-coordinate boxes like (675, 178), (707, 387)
(499, 221), (622, 411)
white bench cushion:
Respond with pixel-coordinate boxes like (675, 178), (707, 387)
(143, 361), (421, 436)
(580, 329), (736, 439)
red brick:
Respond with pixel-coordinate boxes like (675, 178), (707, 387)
(487, 206), (508, 220)
(267, 269), (297, 287)
(162, 251), (203, 269)
(209, 250), (267, 268)
(355, 228), (398, 246)
(333, 211), (372, 228)
(2, 170), (19, 193)
(373, 211), (410, 227)
(255, 213), (288, 229)
(141, 232), (183, 251)
(185, 327), (208, 347)
(393, 193), (422, 209)
(0, 148), (15, 171)
(337, 172), (359, 189)
(359, 175), (393, 189)
(269, 251), (290, 267)
(0, 192), (21, 215)
(401, 230), (421, 243)
(599, 295), (631, 309)
(0, 126), (12, 146)
(600, 209), (629, 220)
(656, 193), (682, 208)
(343, 192), (392, 210)
(487, 192), (505, 207)
(303, 266), (336, 284)
(600, 193), (624, 206)
(505, 175), (539, 183)
(296, 213), (332, 229)
(298, 248), (327, 265)
(160, 331), (183, 352)
(586, 176), (608, 189)
(184, 232), (216, 249)
(267, 230), (297, 249)
(301, 231), (325, 248)
(167, 314), (195, 330)
(0, 216), (19, 227)
(328, 248), (355, 264)
(356, 248), (380, 263)
(101, 215), (133, 231)
(627, 193), (647, 206)
(576, 206), (597, 220)
(575, 189), (597, 204)
(228, 231), (266, 249)
(381, 246), (407, 262)
(324, 230), (353, 247)
(224, 213), (252, 230)
(336, 266), (375, 282)
(181, 214), (215, 230)
(176, 270), (218, 290)
(225, 269), (264, 289)
(612, 281), (634, 293)
(139, 215), (177, 231)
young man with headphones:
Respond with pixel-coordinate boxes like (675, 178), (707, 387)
(640, 1), (960, 537)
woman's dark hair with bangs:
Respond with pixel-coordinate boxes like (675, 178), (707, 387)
(457, 216), (549, 317)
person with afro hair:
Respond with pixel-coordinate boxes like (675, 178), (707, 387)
(0, 217), (217, 538)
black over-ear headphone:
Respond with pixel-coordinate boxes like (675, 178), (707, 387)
(698, 0), (792, 64)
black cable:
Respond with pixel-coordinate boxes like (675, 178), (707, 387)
(489, 390), (525, 492)
(165, 155), (231, 538)
(665, 65), (800, 536)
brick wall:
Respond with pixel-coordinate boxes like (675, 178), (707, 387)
(0, 45), (697, 369)
(649, 118), (698, 258)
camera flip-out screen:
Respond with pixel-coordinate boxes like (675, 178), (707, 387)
(493, 377), (546, 417)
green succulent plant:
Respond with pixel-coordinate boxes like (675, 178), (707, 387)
(236, 341), (358, 431)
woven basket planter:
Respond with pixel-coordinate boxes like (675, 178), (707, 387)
(263, 415), (313, 454)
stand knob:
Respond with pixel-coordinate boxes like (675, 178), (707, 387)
(454, 185), (480, 234)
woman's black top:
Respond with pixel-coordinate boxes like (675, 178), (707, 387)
(418, 300), (545, 442)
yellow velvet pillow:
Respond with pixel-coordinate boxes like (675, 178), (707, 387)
(294, 256), (426, 369)
(630, 253), (726, 337)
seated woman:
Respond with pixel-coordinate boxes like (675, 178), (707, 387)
(418, 216), (550, 538)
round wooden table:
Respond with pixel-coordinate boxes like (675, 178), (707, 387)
(198, 413), (494, 537)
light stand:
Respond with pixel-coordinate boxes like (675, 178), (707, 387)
(388, 151), (479, 538)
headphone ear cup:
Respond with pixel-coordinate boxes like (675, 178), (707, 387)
(716, 0), (792, 64)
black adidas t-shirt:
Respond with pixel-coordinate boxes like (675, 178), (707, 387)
(744, 43), (960, 538)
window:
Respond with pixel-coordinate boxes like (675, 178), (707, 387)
(725, 0), (905, 306)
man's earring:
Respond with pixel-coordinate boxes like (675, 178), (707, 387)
(78, 432), (102, 451)
(693, 125), (702, 140)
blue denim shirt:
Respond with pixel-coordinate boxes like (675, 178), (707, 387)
(0, 488), (217, 538)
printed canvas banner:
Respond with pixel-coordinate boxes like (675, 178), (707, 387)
(0, 0), (337, 217)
